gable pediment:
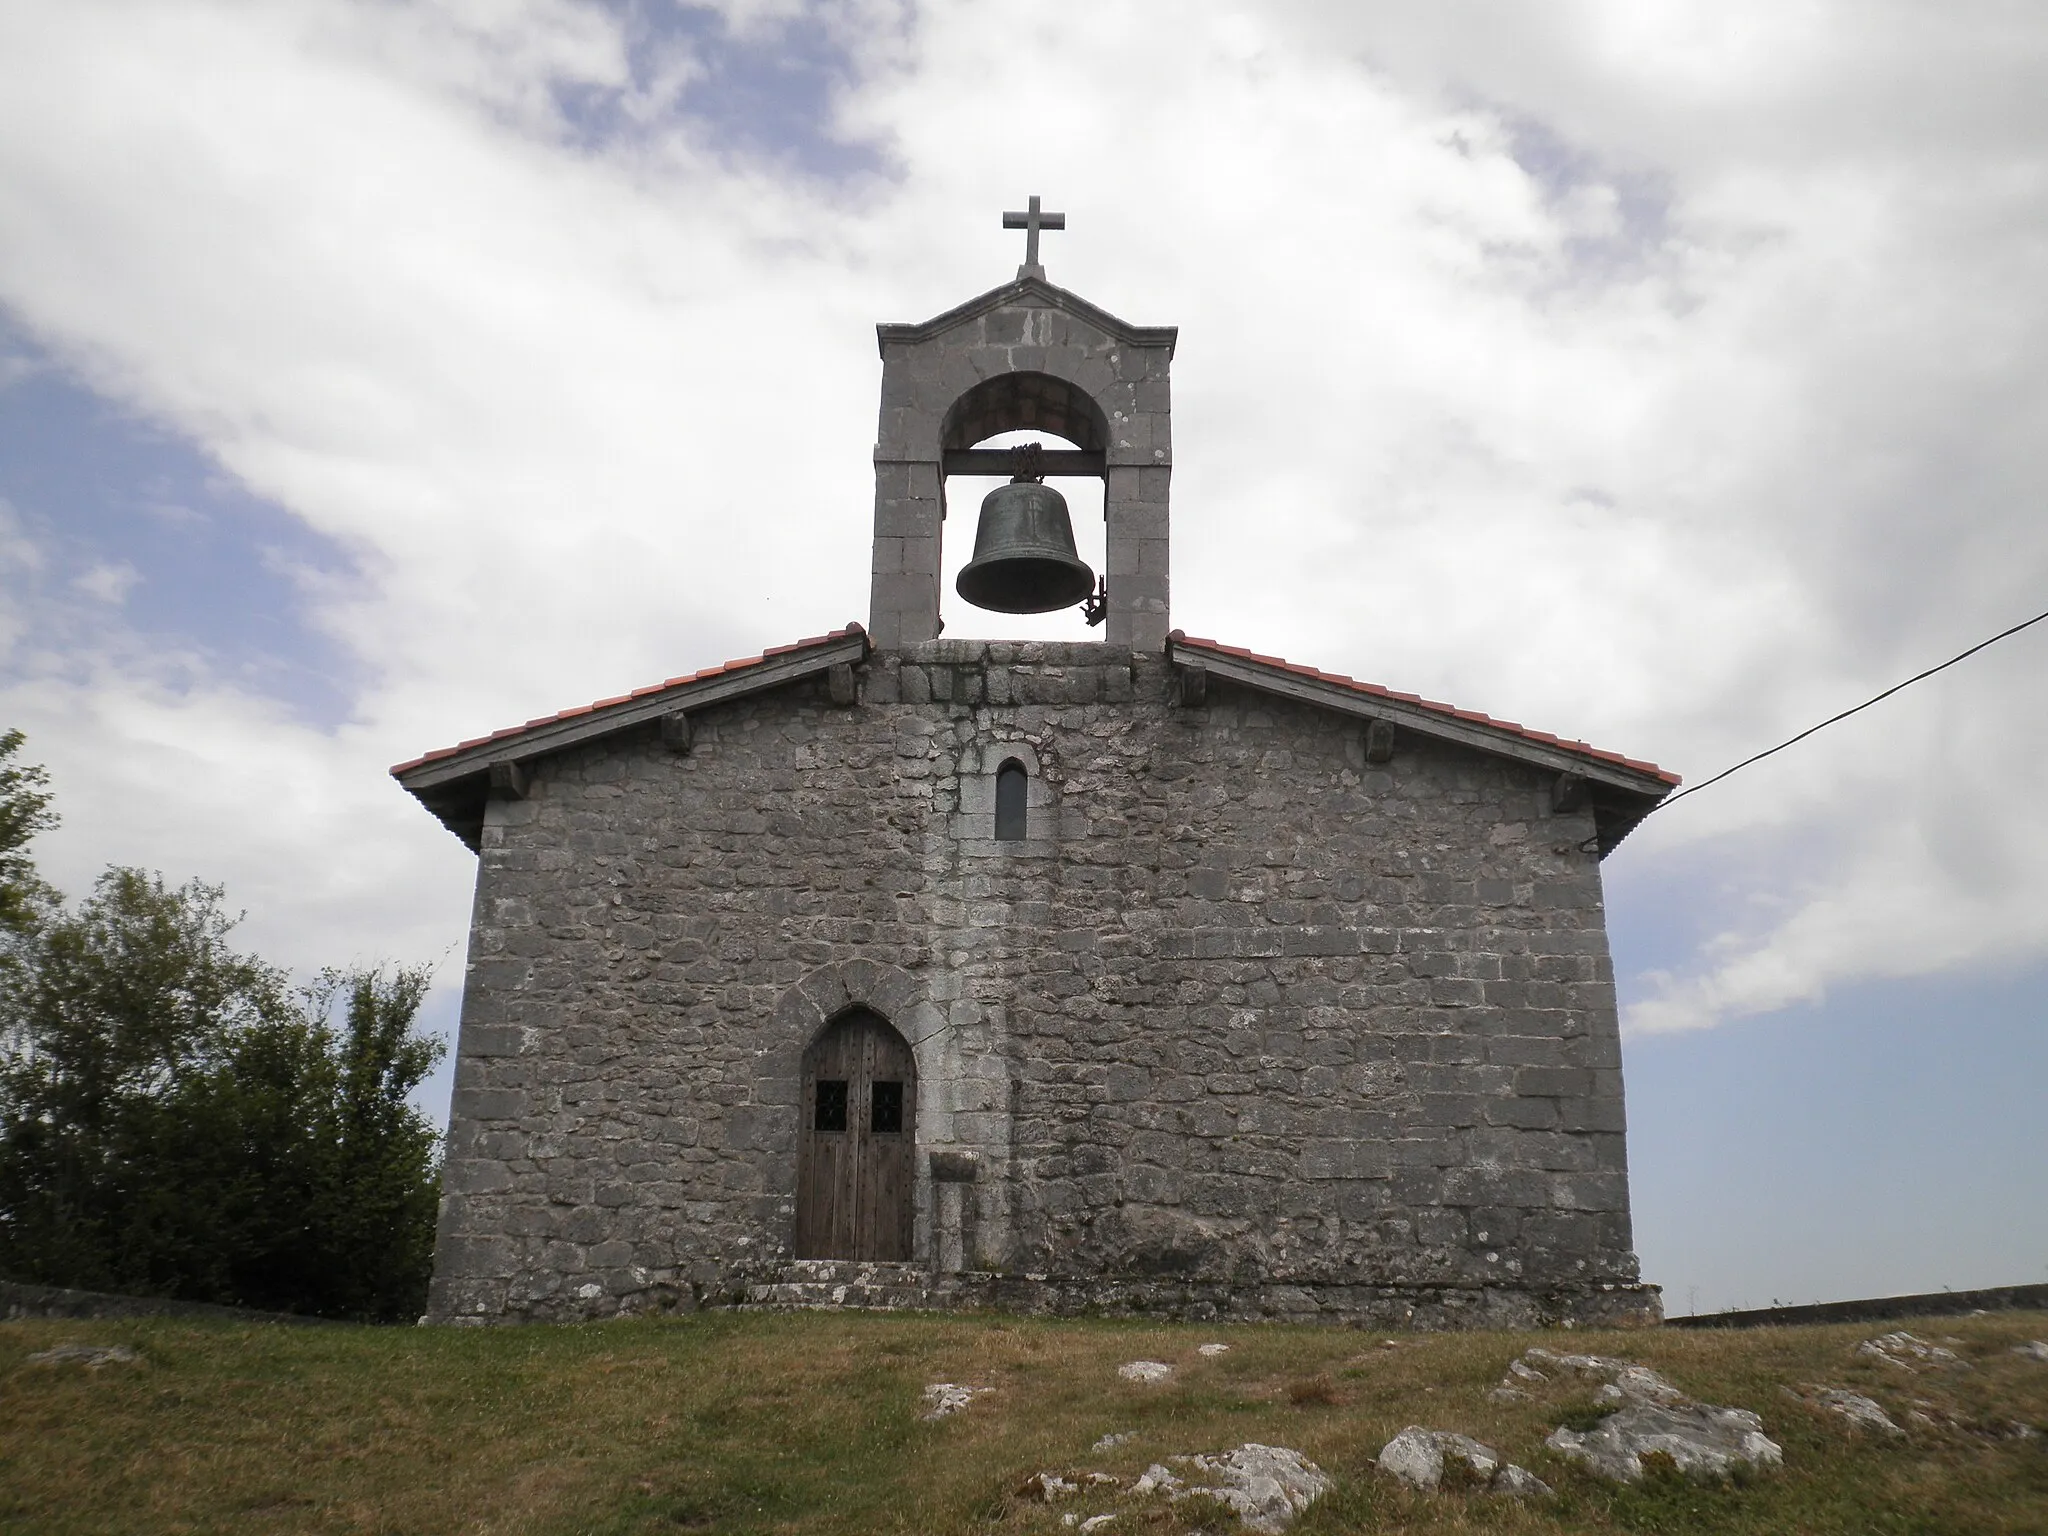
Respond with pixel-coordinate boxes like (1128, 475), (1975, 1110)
(876, 275), (1178, 357)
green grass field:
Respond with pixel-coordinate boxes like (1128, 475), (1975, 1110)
(4, 1307), (2045, 1534)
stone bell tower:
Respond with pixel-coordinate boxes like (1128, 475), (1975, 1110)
(867, 198), (1178, 651)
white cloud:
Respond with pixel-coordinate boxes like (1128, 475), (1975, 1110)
(71, 561), (141, 604)
(0, 0), (2042, 1041)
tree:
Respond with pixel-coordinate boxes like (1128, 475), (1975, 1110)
(0, 728), (57, 931)
(0, 868), (298, 1295)
(0, 737), (446, 1321)
(295, 966), (446, 1320)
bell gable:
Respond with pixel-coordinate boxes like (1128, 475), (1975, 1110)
(870, 271), (1175, 651)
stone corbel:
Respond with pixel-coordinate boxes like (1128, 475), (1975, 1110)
(487, 760), (529, 799)
(660, 712), (693, 755)
(930, 1149), (980, 1183)
(828, 661), (858, 707)
(1363, 718), (1396, 765)
(1172, 661), (1208, 708)
(1553, 772), (1589, 814)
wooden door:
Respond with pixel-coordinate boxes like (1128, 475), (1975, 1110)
(795, 1010), (917, 1261)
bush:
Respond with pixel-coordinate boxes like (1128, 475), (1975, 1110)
(0, 761), (445, 1321)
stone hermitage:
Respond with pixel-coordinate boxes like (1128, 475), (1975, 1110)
(394, 218), (1678, 1328)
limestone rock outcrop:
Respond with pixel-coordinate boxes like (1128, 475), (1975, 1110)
(1784, 1383), (1903, 1436)
(1376, 1426), (1550, 1496)
(1856, 1332), (1966, 1371)
(1166, 1445), (1332, 1534)
(920, 1382), (990, 1419)
(1117, 1360), (1173, 1384)
(26, 1343), (139, 1369)
(1489, 1344), (1782, 1484)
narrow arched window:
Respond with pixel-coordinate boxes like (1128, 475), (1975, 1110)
(995, 758), (1028, 842)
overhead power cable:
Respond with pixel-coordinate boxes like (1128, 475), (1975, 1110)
(1649, 601), (2048, 816)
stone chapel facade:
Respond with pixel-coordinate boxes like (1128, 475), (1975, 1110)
(396, 240), (1678, 1329)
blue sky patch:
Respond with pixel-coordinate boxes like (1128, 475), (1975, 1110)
(554, 3), (892, 180)
(0, 321), (365, 727)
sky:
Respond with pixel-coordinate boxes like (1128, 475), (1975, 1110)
(0, 0), (2043, 1315)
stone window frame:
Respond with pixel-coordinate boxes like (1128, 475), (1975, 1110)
(953, 741), (1056, 857)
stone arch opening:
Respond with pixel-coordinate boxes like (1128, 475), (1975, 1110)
(941, 370), (1110, 453)
(939, 373), (1110, 640)
(795, 1006), (918, 1261)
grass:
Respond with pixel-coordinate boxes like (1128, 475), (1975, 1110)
(2, 1307), (2044, 1534)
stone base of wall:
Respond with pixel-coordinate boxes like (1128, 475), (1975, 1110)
(432, 1261), (1660, 1331)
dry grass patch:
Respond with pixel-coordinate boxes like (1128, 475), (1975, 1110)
(0, 1309), (2043, 1534)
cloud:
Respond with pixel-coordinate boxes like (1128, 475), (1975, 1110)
(0, 0), (2042, 1042)
(72, 561), (141, 605)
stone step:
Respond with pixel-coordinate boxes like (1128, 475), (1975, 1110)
(739, 1260), (935, 1312)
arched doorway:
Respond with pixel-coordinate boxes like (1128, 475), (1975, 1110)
(796, 1008), (917, 1261)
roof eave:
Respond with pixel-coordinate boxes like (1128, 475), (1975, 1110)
(392, 627), (870, 850)
(1165, 635), (1676, 858)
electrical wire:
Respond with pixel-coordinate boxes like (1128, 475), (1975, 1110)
(1648, 602), (2048, 816)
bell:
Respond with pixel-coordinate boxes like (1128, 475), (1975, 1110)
(955, 477), (1097, 614)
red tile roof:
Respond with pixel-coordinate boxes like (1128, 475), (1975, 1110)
(388, 624), (866, 777)
(1169, 632), (1679, 786)
(388, 620), (1674, 792)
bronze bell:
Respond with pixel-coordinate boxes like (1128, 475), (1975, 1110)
(955, 475), (1097, 614)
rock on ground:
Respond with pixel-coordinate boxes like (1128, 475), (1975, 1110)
(2012, 1341), (2048, 1363)
(1091, 1430), (1135, 1452)
(26, 1343), (139, 1368)
(1786, 1384), (1903, 1436)
(920, 1382), (990, 1419)
(1197, 1342), (1231, 1357)
(1376, 1426), (1549, 1497)
(1493, 1347), (1690, 1406)
(1117, 1360), (1173, 1384)
(1129, 1463), (1181, 1497)
(1547, 1403), (1782, 1483)
(1856, 1332), (1966, 1371)
(1497, 1347), (1783, 1484)
(1377, 1425), (1496, 1489)
(1170, 1445), (1331, 1534)
(1021, 1471), (1079, 1501)
(1492, 1463), (1553, 1496)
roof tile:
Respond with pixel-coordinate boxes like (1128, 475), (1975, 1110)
(389, 624), (864, 776)
(1169, 631), (1679, 787)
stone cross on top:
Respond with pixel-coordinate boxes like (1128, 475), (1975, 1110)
(1003, 195), (1064, 281)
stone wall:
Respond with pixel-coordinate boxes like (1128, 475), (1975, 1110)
(427, 642), (1655, 1327)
